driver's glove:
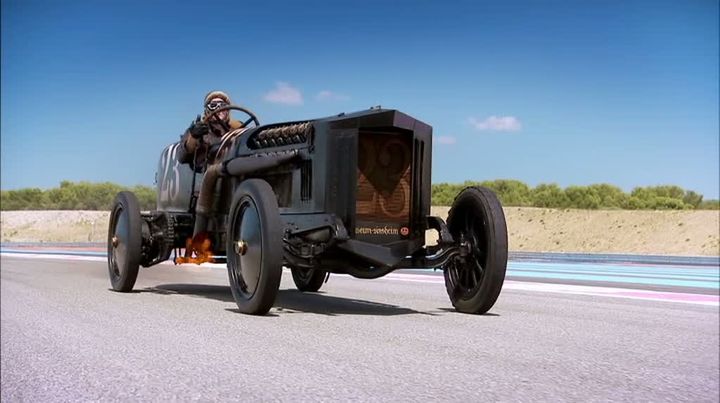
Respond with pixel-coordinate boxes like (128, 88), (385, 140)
(189, 115), (209, 139)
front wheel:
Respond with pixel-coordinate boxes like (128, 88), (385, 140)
(107, 191), (142, 292)
(444, 186), (508, 314)
(226, 179), (283, 315)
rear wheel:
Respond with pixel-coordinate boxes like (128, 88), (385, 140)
(444, 186), (508, 314)
(291, 268), (327, 292)
(226, 179), (282, 315)
(107, 191), (142, 292)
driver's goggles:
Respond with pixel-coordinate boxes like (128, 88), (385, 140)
(205, 101), (228, 111)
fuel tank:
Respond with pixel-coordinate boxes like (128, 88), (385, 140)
(155, 142), (203, 212)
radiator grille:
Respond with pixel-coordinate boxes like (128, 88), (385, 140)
(301, 160), (312, 201)
(356, 132), (412, 226)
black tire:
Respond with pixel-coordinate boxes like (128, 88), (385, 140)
(107, 191), (142, 292)
(226, 179), (283, 315)
(444, 186), (508, 314)
(290, 268), (327, 292)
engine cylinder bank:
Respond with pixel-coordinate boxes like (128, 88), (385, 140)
(251, 122), (313, 149)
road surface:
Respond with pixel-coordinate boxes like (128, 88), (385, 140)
(1, 254), (718, 401)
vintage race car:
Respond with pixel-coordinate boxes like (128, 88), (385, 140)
(107, 106), (508, 315)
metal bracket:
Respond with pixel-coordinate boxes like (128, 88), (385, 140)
(426, 216), (455, 245)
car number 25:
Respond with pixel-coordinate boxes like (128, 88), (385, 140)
(158, 143), (181, 204)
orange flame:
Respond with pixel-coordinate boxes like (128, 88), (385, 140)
(175, 232), (215, 265)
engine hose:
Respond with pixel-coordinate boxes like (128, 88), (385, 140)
(222, 150), (299, 177)
(192, 150), (300, 237)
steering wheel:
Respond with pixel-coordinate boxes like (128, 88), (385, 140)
(195, 105), (260, 170)
(203, 104), (260, 129)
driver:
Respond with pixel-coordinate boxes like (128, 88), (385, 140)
(177, 90), (243, 168)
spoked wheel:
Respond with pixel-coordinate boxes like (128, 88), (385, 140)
(291, 268), (327, 292)
(107, 191), (142, 292)
(226, 179), (282, 315)
(444, 186), (508, 314)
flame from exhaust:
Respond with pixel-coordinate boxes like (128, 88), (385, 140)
(175, 232), (215, 265)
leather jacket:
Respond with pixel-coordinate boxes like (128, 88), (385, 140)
(177, 119), (243, 170)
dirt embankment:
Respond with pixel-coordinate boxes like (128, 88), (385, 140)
(1, 208), (718, 256)
(430, 207), (719, 256)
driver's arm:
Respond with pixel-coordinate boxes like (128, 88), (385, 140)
(177, 118), (207, 164)
(177, 133), (197, 164)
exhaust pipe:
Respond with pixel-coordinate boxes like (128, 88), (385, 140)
(192, 149), (300, 237)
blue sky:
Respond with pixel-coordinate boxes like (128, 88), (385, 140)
(2, 0), (718, 197)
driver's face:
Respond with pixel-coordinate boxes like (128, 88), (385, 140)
(207, 97), (229, 121)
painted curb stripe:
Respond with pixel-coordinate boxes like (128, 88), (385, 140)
(2, 252), (717, 306)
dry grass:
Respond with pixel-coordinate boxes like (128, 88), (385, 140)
(1, 211), (109, 243)
(2, 208), (718, 256)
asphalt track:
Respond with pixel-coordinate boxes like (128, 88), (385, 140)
(1, 251), (718, 401)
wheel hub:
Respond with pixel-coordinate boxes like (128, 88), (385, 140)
(231, 200), (263, 296)
(235, 240), (248, 255)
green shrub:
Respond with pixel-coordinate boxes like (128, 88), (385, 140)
(479, 179), (533, 206)
(644, 196), (691, 210)
(430, 181), (708, 210)
(565, 186), (601, 209)
(682, 191), (703, 208)
(698, 199), (720, 210)
(625, 196), (647, 210)
(589, 184), (628, 209)
(1, 180), (712, 211)
(1, 181), (155, 211)
(531, 183), (568, 208)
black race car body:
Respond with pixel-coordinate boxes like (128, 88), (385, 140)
(108, 107), (508, 315)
